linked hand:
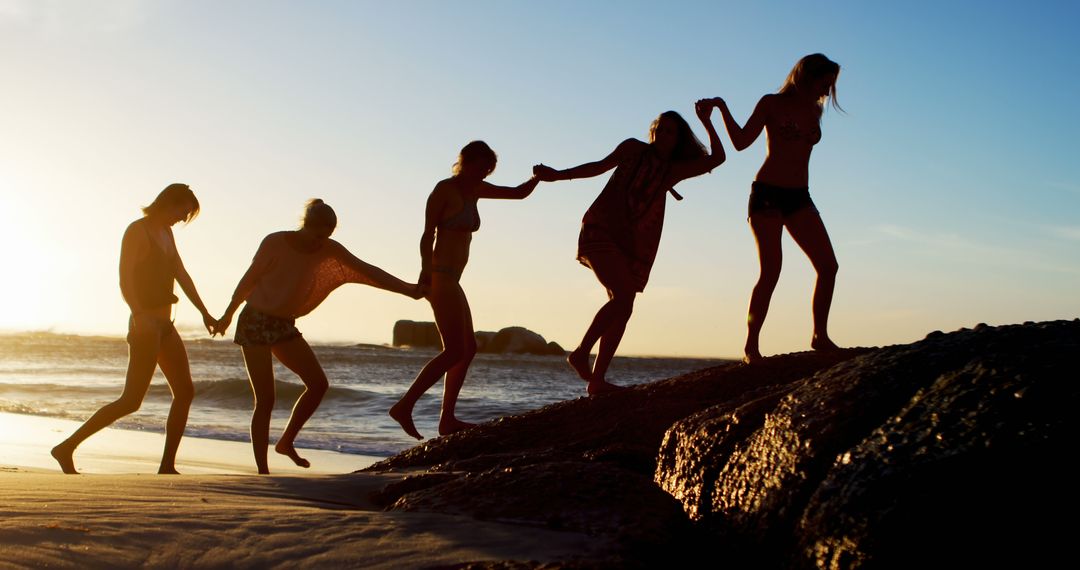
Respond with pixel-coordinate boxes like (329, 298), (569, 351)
(213, 314), (233, 337)
(533, 164), (558, 182)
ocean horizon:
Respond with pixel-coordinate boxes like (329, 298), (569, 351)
(0, 331), (728, 458)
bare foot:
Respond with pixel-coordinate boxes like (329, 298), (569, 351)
(587, 380), (626, 395)
(275, 441), (311, 468)
(743, 351), (764, 365)
(158, 466), (181, 475)
(567, 348), (592, 382)
(438, 417), (477, 436)
(51, 444), (77, 475)
(389, 402), (423, 440)
(811, 335), (841, 352)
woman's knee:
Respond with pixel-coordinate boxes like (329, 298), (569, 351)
(172, 383), (195, 405)
(111, 397), (143, 416)
(611, 291), (636, 317)
(817, 257), (839, 278)
(305, 375), (329, 397)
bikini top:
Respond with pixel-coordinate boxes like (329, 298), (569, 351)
(438, 199), (480, 233)
(133, 223), (179, 309)
(775, 119), (822, 145)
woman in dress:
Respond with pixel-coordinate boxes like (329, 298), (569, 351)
(389, 141), (539, 440)
(712, 53), (843, 363)
(215, 199), (420, 473)
(534, 102), (724, 393)
(52, 183), (215, 474)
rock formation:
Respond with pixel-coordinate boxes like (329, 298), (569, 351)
(364, 320), (1080, 568)
(392, 320), (564, 355)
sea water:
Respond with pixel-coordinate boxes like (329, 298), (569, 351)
(0, 332), (724, 457)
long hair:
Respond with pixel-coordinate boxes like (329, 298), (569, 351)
(649, 111), (707, 162)
(779, 53), (843, 112)
(142, 183), (199, 223)
(452, 140), (497, 178)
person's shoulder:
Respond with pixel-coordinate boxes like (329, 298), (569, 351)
(123, 217), (148, 241)
(616, 138), (648, 158)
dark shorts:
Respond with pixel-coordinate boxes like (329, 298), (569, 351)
(233, 305), (303, 347)
(127, 315), (179, 345)
(748, 182), (817, 219)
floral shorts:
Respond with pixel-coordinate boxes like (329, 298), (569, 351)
(233, 305), (303, 347)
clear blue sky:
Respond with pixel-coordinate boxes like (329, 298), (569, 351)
(2, 0), (1078, 357)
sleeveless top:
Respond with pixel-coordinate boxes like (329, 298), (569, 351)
(133, 223), (179, 309)
(245, 232), (380, 319)
(578, 140), (673, 292)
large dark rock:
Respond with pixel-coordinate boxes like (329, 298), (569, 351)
(392, 320), (441, 348)
(366, 320), (1078, 567)
(655, 320), (1080, 568)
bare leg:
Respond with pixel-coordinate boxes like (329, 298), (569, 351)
(155, 331), (194, 474)
(270, 336), (329, 468)
(578, 251), (637, 393)
(242, 344), (275, 474)
(568, 300), (627, 382)
(439, 286), (478, 436)
(745, 213), (784, 363)
(52, 328), (161, 474)
(786, 207), (840, 350)
(391, 274), (468, 440)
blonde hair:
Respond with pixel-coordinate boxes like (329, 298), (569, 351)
(452, 140), (497, 178)
(649, 111), (707, 161)
(779, 53), (843, 112)
(142, 183), (199, 223)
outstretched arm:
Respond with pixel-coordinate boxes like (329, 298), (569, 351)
(670, 99), (727, 183)
(216, 237), (274, 335)
(717, 95), (768, 151)
(336, 244), (420, 299)
(533, 139), (633, 183)
(476, 176), (540, 200)
(174, 252), (216, 335)
(159, 228), (215, 335)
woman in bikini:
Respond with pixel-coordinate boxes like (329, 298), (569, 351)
(215, 199), (420, 474)
(389, 141), (539, 440)
(52, 183), (215, 474)
(534, 102), (724, 394)
(712, 53), (843, 363)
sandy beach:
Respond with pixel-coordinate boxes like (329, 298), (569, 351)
(0, 412), (605, 568)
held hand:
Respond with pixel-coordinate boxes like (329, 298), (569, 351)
(695, 99), (714, 121)
(408, 283), (426, 300)
(533, 164), (558, 182)
(214, 314), (234, 337)
(202, 312), (218, 336)
(417, 282), (432, 300)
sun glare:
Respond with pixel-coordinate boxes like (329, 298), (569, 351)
(0, 179), (47, 332)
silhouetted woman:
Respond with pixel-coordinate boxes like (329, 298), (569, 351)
(52, 183), (214, 474)
(534, 103), (724, 393)
(216, 199), (420, 473)
(713, 53), (842, 363)
(389, 141), (539, 440)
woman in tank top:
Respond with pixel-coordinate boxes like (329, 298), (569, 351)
(215, 199), (421, 474)
(52, 183), (215, 474)
(533, 102), (724, 394)
(389, 141), (539, 440)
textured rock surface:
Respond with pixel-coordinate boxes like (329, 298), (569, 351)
(366, 320), (1078, 567)
(656, 320), (1080, 568)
